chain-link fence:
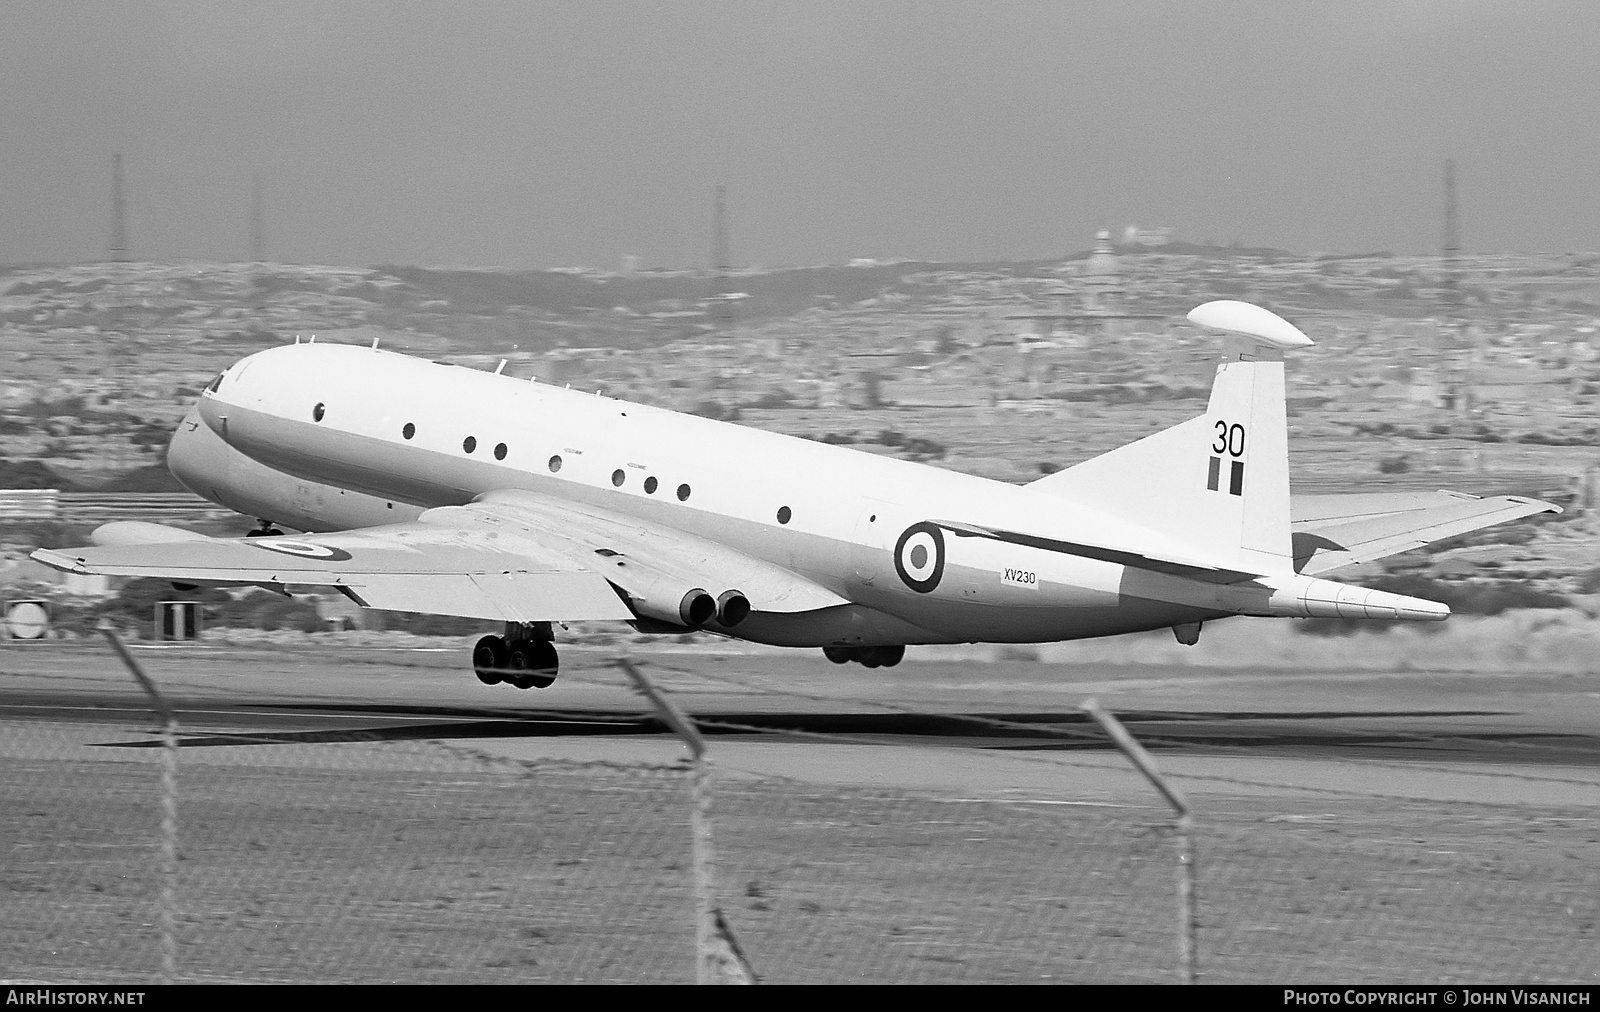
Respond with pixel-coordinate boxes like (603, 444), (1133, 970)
(1198, 802), (1597, 983)
(2, 647), (1596, 984)
(1, 722), (696, 983)
(711, 782), (1181, 983)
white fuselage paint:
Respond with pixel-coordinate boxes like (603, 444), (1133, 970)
(170, 343), (1229, 647)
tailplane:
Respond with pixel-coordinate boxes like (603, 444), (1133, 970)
(1027, 300), (1311, 577)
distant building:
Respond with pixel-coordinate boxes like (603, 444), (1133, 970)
(1121, 225), (1173, 248)
(1080, 229), (1126, 315)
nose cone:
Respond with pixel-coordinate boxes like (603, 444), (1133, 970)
(166, 407), (226, 498)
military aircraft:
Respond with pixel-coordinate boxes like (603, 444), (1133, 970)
(34, 301), (1558, 689)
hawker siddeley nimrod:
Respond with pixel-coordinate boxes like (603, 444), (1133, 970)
(35, 300), (1558, 689)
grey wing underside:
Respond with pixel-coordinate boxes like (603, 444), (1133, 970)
(31, 488), (848, 623)
(1289, 490), (1561, 576)
(33, 519), (637, 622)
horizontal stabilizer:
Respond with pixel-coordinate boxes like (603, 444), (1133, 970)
(1290, 490), (1561, 575)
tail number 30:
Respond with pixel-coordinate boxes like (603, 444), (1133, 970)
(1212, 421), (1246, 457)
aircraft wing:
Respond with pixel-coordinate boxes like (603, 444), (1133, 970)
(465, 488), (849, 614)
(1289, 490), (1561, 576)
(33, 514), (637, 622)
(32, 488), (847, 622)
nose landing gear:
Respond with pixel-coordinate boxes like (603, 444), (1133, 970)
(822, 645), (905, 668)
(473, 622), (559, 689)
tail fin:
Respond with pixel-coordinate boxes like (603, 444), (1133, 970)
(1026, 301), (1311, 576)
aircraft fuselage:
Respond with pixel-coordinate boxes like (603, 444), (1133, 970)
(169, 343), (1222, 647)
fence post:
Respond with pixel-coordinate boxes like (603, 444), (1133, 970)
(100, 622), (179, 984)
(617, 658), (755, 984)
(1082, 697), (1195, 985)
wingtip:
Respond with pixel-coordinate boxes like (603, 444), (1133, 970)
(30, 548), (87, 574)
(1504, 495), (1565, 515)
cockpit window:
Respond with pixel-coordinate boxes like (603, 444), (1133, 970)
(205, 373), (224, 394)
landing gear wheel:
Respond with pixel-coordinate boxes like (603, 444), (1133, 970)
(473, 635), (507, 685)
(874, 645), (905, 668)
(527, 640), (558, 688)
(823, 646), (852, 665)
(505, 639), (559, 689)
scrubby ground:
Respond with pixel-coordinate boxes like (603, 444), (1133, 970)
(1, 721), (1594, 984)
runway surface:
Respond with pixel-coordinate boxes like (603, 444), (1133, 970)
(3, 638), (1598, 808)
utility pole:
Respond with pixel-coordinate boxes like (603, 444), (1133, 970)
(1440, 159), (1472, 419)
(710, 184), (734, 332)
(250, 173), (266, 262)
(1441, 159), (1461, 319)
(110, 154), (131, 263)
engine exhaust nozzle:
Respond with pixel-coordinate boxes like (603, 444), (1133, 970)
(715, 590), (751, 627)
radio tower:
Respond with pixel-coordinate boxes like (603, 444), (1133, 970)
(249, 173), (266, 262)
(710, 184), (734, 331)
(109, 154), (131, 262)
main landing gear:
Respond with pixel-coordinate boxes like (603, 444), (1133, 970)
(823, 645), (905, 669)
(245, 520), (285, 538)
(474, 621), (559, 690)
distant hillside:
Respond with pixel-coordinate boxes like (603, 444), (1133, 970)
(1, 247), (1593, 369)
(0, 458), (79, 490)
(382, 258), (1065, 324)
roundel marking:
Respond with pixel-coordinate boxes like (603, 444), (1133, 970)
(248, 539), (353, 563)
(893, 522), (945, 593)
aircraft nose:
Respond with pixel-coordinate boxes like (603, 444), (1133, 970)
(196, 389), (229, 438)
(166, 407), (223, 497)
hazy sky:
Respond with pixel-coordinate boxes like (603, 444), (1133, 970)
(3, 1), (1597, 268)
